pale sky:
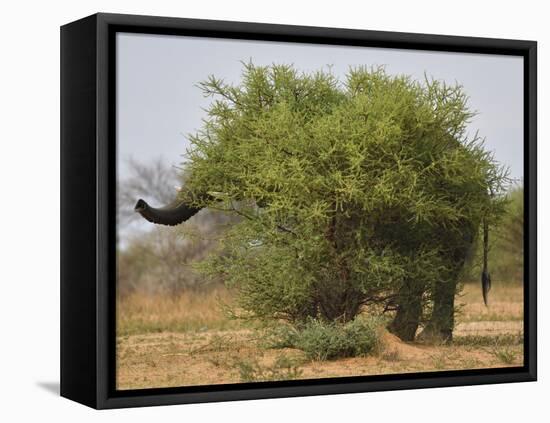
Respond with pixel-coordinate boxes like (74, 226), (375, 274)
(116, 32), (524, 187)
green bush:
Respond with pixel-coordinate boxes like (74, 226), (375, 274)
(188, 63), (507, 337)
(274, 316), (381, 360)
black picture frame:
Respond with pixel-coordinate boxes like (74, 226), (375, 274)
(60, 12), (537, 409)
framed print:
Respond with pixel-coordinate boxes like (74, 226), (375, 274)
(60, 13), (537, 409)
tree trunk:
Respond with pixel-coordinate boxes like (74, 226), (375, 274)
(317, 211), (363, 323)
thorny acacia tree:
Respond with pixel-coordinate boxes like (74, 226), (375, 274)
(161, 64), (509, 341)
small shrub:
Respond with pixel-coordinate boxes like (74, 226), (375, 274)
(453, 333), (523, 347)
(381, 349), (401, 362)
(234, 355), (303, 382)
(275, 316), (381, 360)
(491, 346), (517, 364)
(191, 333), (233, 353)
(430, 353), (447, 370)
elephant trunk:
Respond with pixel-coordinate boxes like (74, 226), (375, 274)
(134, 197), (202, 226)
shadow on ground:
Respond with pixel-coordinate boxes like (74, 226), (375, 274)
(36, 381), (60, 396)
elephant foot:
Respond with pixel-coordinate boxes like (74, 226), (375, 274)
(387, 320), (418, 342)
(417, 324), (453, 344)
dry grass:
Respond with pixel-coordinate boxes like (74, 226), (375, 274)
(117, 287), (238, 336)
(457, 282), (524, 323)
(116, 281), (524, 390)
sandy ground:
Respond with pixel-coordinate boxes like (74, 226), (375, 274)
(116, 283), (524, 390)
(116, 322), (523, 390)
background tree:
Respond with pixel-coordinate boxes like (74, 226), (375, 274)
(462, 184), (523, 285)
(493, 185), (524, 282)
(118, 157), (179, 228)
(117, 158), (236, 296)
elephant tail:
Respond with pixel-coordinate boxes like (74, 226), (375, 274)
(481, 217), (491, 306)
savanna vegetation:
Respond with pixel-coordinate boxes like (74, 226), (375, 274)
(116, 64), (524, 389)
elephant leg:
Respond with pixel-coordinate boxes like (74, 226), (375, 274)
(418, 276), (457, 343)
(388, 279), (422, 342)
(419, 229), (473, 344)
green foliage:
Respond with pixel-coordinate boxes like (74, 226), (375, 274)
(185, 63), (508, 324)
(271, 317), (382, 360)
